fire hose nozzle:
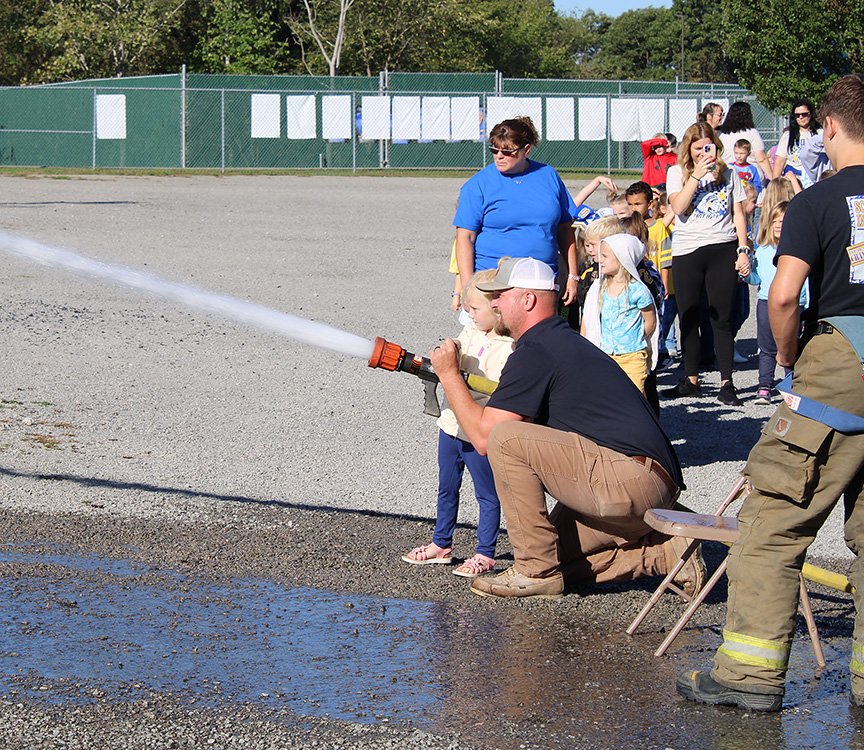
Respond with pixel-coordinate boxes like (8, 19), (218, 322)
(368, 336), (497, 397)
(368, 336), (408, 372)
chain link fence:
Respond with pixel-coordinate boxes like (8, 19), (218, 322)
(0, 71), (782, 173)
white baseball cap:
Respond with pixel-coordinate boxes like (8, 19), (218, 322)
(475, 257), (557, 292)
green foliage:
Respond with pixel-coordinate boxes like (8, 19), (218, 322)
(0, 0), (854, 102)
(339, 0), (486, 75)
(672, 0), (734, 84)
(580, 7), (681, 80)
(21, 0), (191, 82)
(721, 0), (864, 109)
(565, 10), (612, 72)
(196, 0), (285, 73)
(0, 2), (49, 85)
(473, 0), (577, 78)
(318, 0), (575, 78)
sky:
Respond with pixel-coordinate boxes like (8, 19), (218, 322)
(553, 0), (672, 17)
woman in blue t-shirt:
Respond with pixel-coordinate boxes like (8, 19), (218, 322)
(453, 117), (578, 305)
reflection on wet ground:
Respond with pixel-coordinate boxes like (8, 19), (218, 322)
(2, 544), (864, 749)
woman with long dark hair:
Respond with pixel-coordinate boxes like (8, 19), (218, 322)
(717, 101), (773, 181)
(661, 121), (751, 406)
(772, 98), (821, 184)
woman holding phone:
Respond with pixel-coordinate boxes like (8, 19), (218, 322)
(662, 121), (751, 406)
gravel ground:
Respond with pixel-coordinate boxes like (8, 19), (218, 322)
(0, 174), (856, 748)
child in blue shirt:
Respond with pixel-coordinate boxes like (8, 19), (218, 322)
(743, 201), (808, 404)
(731, 139), (765, 196)
(581, 233), (658, 395)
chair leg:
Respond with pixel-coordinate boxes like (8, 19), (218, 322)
(798, 572), (826, 668)
(655, 559), (728, 656)
(626, 538), (701, 635)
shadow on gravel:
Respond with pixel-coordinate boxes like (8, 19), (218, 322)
(0, 201), (138, 207)
(658, 400), (766, 467)
(1, 544), (862, 750)
(0, 466), (465, 526)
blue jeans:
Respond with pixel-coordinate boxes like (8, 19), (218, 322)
(434, 430), (501, 558)
(660, 295), (678, 354)
(756, 298), (793, 389)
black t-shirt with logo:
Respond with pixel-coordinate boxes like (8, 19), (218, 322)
(487, 315), (683, 486)
(777, 164), (864, 321)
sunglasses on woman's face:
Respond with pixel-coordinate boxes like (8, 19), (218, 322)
(795, 111), (812, 119)
(488, 145), (523, 157)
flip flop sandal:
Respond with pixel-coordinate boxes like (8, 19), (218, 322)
(453, 554), (496, 578)
(401, 543), (453, 565)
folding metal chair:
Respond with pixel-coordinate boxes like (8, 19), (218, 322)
(626, 476), (832, 667)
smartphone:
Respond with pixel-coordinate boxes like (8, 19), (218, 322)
(703, 144), (716, 157)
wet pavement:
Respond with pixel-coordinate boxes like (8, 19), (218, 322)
(2, 539), (863, 750)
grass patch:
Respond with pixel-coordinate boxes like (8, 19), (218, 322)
(0, 166), (639, 181)
(23, 433), (62, 450)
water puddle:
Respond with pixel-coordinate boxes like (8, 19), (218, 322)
(1, 545), (860, 749)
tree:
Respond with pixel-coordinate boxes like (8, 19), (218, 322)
(473, 0), (578, 79)
(339, 0), (487, 76)
(196, 0), (285, 73)
(582, 7), (681, 80)
(562, 9), (612, 75)
(672, 0), (734, 83)
(288, 0), (357, 76)
(561, 2), (734, 83)
(721, 0), (864, 109)
(22, 0), (190, 82)
(299, 0), (576, 78)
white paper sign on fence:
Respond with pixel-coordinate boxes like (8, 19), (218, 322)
(322, 95), (352, 140)
(578, 98), (607, 141)
(451, 97), (480, 141)
(251, 93), (280, 138)
(96, 94), (127, 140)
(285, 95), (316, 139)
(546, 98), (575, 141)
(392, 97), (421, 140)
(669, 99), (698, 141)
(637, 99), (666, 140)
(362, 96), (391, 139)
(422, 97), (450, 140)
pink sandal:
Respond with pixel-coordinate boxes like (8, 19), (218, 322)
(401, 543), (453, 565)
(453, 554), (495, 578)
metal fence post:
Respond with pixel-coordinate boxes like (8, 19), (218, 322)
(181, 64), (186, 169)
(352, 91), (356, 174)
(606, 94), (611, 175)
(92, 88), (97, 169)
(220, 88), (225, 173)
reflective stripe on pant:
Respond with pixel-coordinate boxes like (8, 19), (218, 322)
(711, 330), (864, 695)
(718, 629), (791, 671)
(852, 642), (864, 677)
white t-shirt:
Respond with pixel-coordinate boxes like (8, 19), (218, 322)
(775, 128), (820, 159)
(437, 321), (514, 440)
(666, 165), (746, 256)
(718, 127), (766, 163)
(775, 128), (822, 187)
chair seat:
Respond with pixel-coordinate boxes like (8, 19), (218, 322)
(645, 509), (740, 545)
(629, 478), (838, 668)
